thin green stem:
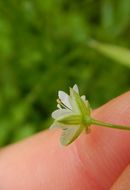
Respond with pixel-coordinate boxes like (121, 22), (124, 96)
(91, 118), (130, 131)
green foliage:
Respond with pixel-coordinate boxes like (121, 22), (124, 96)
(0, 0), (130, 146)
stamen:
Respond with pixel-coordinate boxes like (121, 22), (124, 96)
(57, 99), (71, 110)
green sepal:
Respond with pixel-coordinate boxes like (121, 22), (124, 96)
(57, 114), (81, 125)
(70, 88), (91, 116)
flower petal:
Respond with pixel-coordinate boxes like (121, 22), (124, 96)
(52, 109), (73, 119)
(83, 100), (91, 115)
(57, 104), (62, 109)
(81, 95), (86, 101)
(73, 84), (79, 94)
(60, 125), (83, 145)
(58, 91), (71, 109)
(50, 122), (60, 129)
(50, 121), (65, 129)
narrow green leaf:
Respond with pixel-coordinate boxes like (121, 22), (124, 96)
(89, 40), (130, 67)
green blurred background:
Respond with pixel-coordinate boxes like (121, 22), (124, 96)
(0, 0), (130, 146)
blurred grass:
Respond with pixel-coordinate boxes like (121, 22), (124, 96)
(89, 40), (130, 67)
(0, 0), (130, 146)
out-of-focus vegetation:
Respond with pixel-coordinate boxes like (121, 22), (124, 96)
(89, 40), (130, 67)
(0, 0), (130, 146)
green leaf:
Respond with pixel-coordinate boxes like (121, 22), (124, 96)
(89, 40), (130, 67)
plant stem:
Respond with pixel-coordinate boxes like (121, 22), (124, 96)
(91, 118), (130, 131)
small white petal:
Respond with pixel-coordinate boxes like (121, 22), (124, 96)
(58, 91), (71, 109)
(73, 84), (79, 94)
(60, 124), (82, 145)
(81, 95), (86, 101)
(84, 100), (89, 106)
(50, 122), (59, 129)
(50, 122), (66, 129)
(57, 104), (62, 109)
(50, 122), (69, 131)
(52, 109), (73, 119)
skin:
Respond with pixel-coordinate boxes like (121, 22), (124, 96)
(0, 92), (130, 189)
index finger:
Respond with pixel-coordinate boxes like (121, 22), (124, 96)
(0, 92), (130, 190)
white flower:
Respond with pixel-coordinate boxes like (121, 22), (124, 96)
(50, 84), (91, 145)
(50, 84), (130, 146)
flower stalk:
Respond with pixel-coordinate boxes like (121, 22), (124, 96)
(91, 118), (130, 131)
